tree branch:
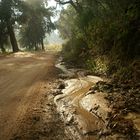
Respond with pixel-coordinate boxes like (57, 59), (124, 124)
(55, 0), (81, 13)
(55, 0), (72, 5)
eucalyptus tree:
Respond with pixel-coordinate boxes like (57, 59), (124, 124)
(0, 16), (7, 52)
(19, 0), (55, 51)
(0, 0), (20, 52)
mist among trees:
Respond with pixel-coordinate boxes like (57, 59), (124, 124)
(0, 0), (55, 52)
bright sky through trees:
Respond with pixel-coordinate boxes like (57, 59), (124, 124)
(48, 0), (56, 7)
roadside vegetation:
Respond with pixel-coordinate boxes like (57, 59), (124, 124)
(0, 1), (140, 139)
(0, 0), (139, 84)
(56, 0), (140, 84)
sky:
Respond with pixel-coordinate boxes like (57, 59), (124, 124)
(47, 0), (68, 35)
(48, 0), (61, 22)
(46, 1), (65, 44)
(47, 0), (57, 7)
(47, 0), (62, 35)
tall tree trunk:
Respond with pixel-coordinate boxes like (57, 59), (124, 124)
(7, 24), (19, 52)
(34, 43), (38, 51)
(41, 39), (45, 51)
(0, 42), (6, 53)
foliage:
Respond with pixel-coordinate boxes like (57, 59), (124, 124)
(0, 0), (55, 52)
(58, 0), (140, 82)
(62, 38), (88, 66)
(19, 0), (55, 51)
(0, 0), (22, 52)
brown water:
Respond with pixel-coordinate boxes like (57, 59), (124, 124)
(55, 63), (108, 139)
(55, 63), (140, 140)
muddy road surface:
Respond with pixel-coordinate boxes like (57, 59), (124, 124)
(0, 52), (68, 140)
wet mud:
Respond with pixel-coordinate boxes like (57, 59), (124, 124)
(54, 61), (140, 140)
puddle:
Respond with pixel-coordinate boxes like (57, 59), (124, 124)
(55, 63), (108, 139)
(55, 63), (75, 78)
(55, 62), (140, 140)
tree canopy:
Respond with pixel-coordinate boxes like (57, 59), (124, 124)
(57, 0), (140, 82)
(0, 0), (55, 52)
(19, 0), (55, 51)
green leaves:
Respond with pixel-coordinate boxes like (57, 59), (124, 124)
(19, 0), (55, 50)
(58, 0), (140, 80)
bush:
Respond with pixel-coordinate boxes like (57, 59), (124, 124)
(62, 38), (88, 66)
(112, 66), (133, 82)
(86, 56), (108, 75)
(59, 1), (140, 83)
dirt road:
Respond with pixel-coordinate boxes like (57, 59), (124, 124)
(0, 52), (66, 140)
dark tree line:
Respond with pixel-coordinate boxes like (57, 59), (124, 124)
(0, 0), (19, 52)
(0, 0), (54, 52)
(19, 0), (55, 51)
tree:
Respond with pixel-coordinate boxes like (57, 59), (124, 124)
(58, 0), (140, 81)
(0, 0), (19, 52)
(57, 6), (77, 39)
(0, 18), (7, 52)
(55, 0), (82, 13)
(19, 0), (55, 50)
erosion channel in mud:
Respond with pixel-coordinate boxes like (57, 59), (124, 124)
(55, 60), (140, 140)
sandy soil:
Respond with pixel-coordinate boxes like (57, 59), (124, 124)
(0, 52), (68, 140)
